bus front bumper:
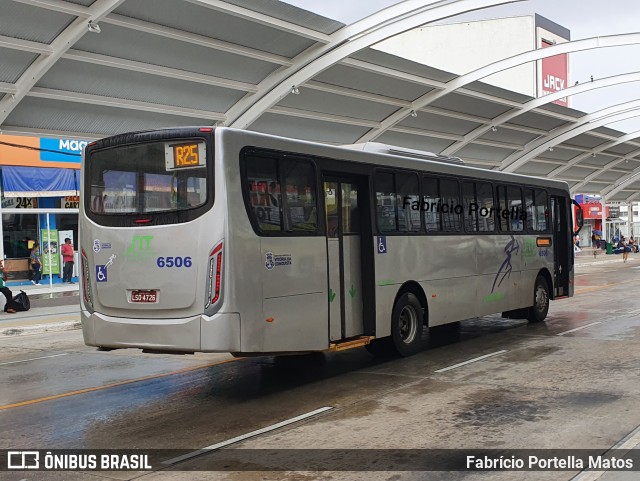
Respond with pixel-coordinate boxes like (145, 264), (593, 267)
(81, 310), (241, 353)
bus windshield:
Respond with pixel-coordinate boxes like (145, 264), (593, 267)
(87, 140), (208, 215)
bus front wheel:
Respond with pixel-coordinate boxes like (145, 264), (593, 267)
(391, 292), (425, 356)
(527, 276), (550, 323)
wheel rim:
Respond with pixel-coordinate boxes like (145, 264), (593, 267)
(398, 305), (418, 344)
(534, 284), (548, 312)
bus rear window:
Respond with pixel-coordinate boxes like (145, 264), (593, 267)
(88, 141), (208, 215)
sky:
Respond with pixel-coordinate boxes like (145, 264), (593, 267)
(285, 0), (640, 133)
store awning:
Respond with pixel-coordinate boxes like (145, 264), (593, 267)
(1, 166), (79, 197)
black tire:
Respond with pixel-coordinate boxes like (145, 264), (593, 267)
(527, 275), (550, 323)
(390, 292), (426, 356)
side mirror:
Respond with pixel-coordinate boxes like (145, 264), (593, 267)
(572, 199), (584, 237)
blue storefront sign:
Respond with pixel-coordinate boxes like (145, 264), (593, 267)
(39, 138), (88, 163)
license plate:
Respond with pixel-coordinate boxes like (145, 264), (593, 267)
(131, 290), (157, 303)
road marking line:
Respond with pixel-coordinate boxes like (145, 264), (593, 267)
(0, 358), (238, 411)
(0, 353), (68, 366)
(556, 322), (601, 336)
(162, 406), (334, 466)
(570, 424), (640, 481)
(434, 350), (507, 373)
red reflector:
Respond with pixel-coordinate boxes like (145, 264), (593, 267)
(134, 218), (152, 224)
(211, 252), (222, 304)
(88, 141), (97, 147)
(199, 127), (214, 132)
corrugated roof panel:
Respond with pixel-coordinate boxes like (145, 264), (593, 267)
(250, 112), (370, 145)
(5, 97), (212, 137)
(355, 49), (457, 84)
(113, 0), (317, 58)
(315, 64), (434, 102)
(376, 131), (455, 154)
(508, 110), (568, 131)
(606, 143), (640, 157)
(563, 166), (602, 179)
(398, 111), (481, 136)
(566, 133), (611, 150)
(277, 88), (398, 122)
(73, 23), (278, 85)
(0, 47), (38, 83)
(224, 0), (344, 34)
(579, 157), (619, 169)
(514, 160), (559, 176)
(431, 91), (512, 119)
(37, 59), (246, 113)
(478, 127), (540, 146)
(65, 0), (96, 6)
(597, 170), (629, 183)
(0, 0), (74, 44)
(536, 147), (577, 162)
(455, 143), (518, 163)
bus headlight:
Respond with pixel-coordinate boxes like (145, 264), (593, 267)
(205, 241), (223, 309)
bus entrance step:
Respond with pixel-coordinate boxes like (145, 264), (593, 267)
(329, 336), (375, 352)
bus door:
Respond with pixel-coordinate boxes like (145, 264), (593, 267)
(324, 176), (370, 341)
(551, 195), (571, 297)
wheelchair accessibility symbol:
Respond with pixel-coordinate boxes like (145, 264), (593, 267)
(96, 265), (108, 282)
(377, 236), (387, 254)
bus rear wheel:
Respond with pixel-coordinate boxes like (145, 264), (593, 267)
(527, 275), (550, 323)
(391, 292), (425, 356)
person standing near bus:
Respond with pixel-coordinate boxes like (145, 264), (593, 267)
(61, 238), (75, 284)
(30, 245), (42, 285)
(0, 260), (17, 313)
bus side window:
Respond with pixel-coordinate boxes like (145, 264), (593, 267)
(422, 176), (439, 232)
(375, 172), (397, 232)
(440, 178), (462, 232)
(282, 160), (317, 233)
(245, 157), (282, 232)
(527, 189), (549, 232)
(396, 173), (420, 232)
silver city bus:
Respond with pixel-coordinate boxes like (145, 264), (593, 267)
(80, 127), (580, 356)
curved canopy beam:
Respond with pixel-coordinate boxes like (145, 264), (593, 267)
(548, 129), (640, 178)
(602, 164), (640, 198)
(0, 0), (126, 125)
(572, 144), (640, 192)
(501, 101), (640, 173)
(227, 0), (523, 129)
(442, 71), (640, 156)
(358, 32), (640, 143)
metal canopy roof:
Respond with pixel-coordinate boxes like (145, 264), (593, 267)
(2, 0), (640, 202)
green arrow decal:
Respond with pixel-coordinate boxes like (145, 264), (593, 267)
(349, 285), (356, 298)
(329, 289), (336, 303)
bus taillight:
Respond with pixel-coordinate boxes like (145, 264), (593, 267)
(81, 248), (93, 307)
(205, 242), (223, 308)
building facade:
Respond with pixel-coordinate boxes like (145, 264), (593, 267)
(0, 134), (86, 280)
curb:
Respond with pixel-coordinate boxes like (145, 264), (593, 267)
(1, 320), (81, 337)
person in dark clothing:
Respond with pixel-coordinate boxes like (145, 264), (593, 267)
(0, 260), (17, 313)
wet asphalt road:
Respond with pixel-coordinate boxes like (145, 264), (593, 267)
(1, 258), (640, 480)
